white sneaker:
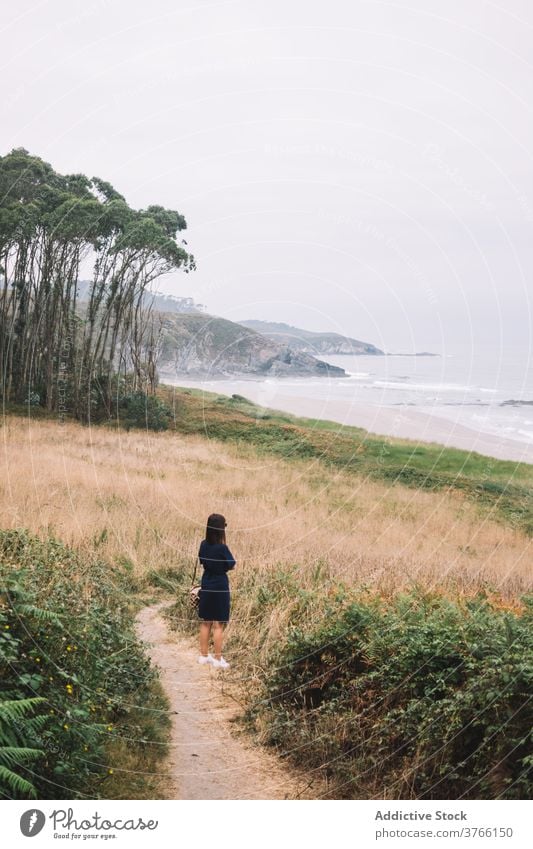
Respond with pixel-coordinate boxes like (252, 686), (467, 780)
(212, 656), (230, 669)
(198, 654), (214, 665)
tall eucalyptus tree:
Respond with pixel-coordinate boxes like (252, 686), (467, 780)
(0, 148), (194, 420)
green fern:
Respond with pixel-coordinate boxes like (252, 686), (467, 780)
(0, 745), (44, 768)
(0, 699), (47, 798)
(15, 603), (64, 627)
(0, 765), (39, 798)
(0, 698), (46, 726)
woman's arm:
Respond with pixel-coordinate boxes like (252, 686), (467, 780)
(223, 545), (236, 570)
(198, 543), (235, 574)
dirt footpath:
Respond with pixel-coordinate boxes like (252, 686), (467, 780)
(135, 603), (318, 800)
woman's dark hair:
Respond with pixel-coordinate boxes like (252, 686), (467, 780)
(205, 513), (227, 545)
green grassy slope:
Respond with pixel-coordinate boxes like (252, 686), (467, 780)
(159, 385), (533, 536)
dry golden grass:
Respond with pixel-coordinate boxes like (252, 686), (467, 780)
(1, 415), (531, 600)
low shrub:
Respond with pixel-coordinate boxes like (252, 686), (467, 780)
(0, 529), (156, 798)
(118, 392), (172, 431)
(250, 590), (533, 799)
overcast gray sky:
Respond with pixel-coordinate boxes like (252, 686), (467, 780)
(2, 0), (532, 354)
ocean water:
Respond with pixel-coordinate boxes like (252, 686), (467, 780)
(165, 345), (533, 449)
(319, 348), (533, 446)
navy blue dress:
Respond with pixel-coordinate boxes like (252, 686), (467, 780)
(197, 540), (236, 623)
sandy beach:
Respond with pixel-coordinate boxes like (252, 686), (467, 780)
(163, 376), (533, 465)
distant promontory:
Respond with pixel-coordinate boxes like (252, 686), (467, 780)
(239, 320), (384, 356)
(157, 313), (347, 378)
(154, 308), (435, 379)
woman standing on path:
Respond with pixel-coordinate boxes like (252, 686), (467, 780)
(198, 513), (235, 669)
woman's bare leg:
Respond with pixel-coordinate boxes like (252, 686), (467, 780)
(199, 621), (212, 655)
(213, 621), (224, 659)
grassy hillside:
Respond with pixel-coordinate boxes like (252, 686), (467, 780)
(1, 393), (532, 799)
(2, 408), (530, 596)
(157, 385), (533, 540)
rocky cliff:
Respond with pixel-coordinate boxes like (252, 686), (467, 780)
(157, 313), (347, 378)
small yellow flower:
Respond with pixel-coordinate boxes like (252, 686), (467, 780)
(49, 709), (55, 715)
(63, 723), (69, 730)
(107, 725), (113, 731)
(83, 746), (88, 752)
(35, 657), (41, 663)
(108, 769), (114, 775)
(66, 645), (72, 652)
(4, 624), (9, 630)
